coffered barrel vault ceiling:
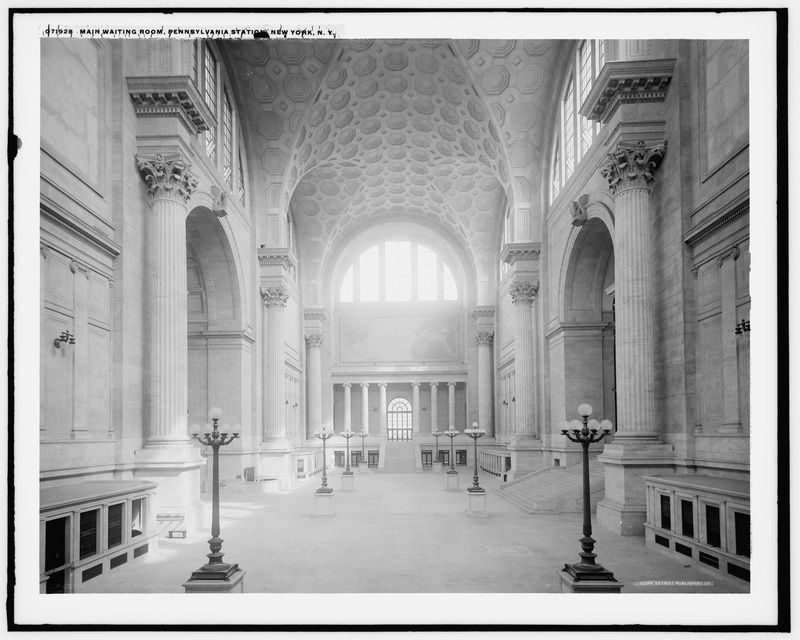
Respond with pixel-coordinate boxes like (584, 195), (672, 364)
(222, 39), (563, 288)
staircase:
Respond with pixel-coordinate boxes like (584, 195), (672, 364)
(496, 463), (605, 513)
(381, 441), (418, 473)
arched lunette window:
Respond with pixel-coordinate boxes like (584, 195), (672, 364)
(339, 241), (458, 303)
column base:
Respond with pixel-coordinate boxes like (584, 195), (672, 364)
(312, 492), (336, 517)
(557, 570), (623, 593)
(596, 438), (674, 536)
(183, 568), (246, 593)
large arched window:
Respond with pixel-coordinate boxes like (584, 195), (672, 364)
(339, 241), (459, 303)
(550, 39), (606, 203)
(387, 397), (412, 441)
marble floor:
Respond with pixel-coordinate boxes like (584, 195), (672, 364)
(84, 468), (748, 595)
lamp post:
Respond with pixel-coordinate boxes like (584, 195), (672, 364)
(464, 421), (486, 493)
(560, 403), (616, 583)
(188, 407), (240, 581)
(341, 430), (355, 475)
(358, 429), (368, 464)
(432, 430), (442, 460)
(443, 427), (458, 474)
(315, 426), (334, 494)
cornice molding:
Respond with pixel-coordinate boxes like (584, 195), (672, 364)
(258, 247), (297, 272)
(501, 242), (541, 265)
(304, 308), (328, 322)
(684, 199), (750, 248)
(580, 58), (676, 124)
(127, 75), (215, 135)
(40, 205), (122, 259)
(472, 305), (495, 320)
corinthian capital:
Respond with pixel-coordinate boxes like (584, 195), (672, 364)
(509, 280), (539, 305)
(260, 286), (289, 308)
(135, 152), (198, 203)
(600, 140), (666, 195)
(475, 331), (494, 346)
(305, 333), (324, 348)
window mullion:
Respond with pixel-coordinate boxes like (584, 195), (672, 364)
(379, 242), (386, 302)
(411, 242), (418, 301)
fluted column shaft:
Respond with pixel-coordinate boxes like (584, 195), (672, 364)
(447, 382), (456, 428)
(601, 140), (666, 437)
(719, 249), (742, 432)
(305, 334), (323, 438)
(262, 287), (288, 440)
(136, 153), (198, 445)
(412, 383), (420, 435)
(70, 262), (90, 439)
(343, 383), (352, 432)
(429, 383), (438, 433)
(476, 332), (494, 436)
(361, 383), (370, 434)
(379, 383), (387, 435)
(509, 282), (538, 437)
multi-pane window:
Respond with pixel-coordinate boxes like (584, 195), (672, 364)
(359, 245), (380, 302)
(385, 241), (411, 301)
(340, 242), (458, 303)
(443, 264), (457, 301)
(578, 40), (594, 154)
(563, 80), (575, 178)
(417, 245), (437, 301)
(549, 39), (606, 201)
(237, 150), (246, 205)
(131, 498), (144, 538)
(203, 45), (217, 160)
(340, 265), (354, 302)
(222, 91), (233, 187)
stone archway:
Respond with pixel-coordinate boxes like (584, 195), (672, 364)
(550, 216), (616, 440)
(186, 207), (252, 483)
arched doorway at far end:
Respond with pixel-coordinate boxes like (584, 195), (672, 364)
(387, 397), (413, 441)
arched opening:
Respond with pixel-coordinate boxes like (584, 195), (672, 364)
(387, 397), (413, 441)
(552, 216), (617, 430)
(185, 208), (251, 486)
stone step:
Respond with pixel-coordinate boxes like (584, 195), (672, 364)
(495, 464), (605, 514)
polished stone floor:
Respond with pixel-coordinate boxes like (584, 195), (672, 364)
(85, 468), (748, 594)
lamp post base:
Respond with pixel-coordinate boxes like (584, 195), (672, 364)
(466, 490), (488, 514)
(183, 568), (246, 593)
(557, 569), (623, 593)
(341, 473), (355, 491)
(312, 491), (336, 517)
(562, 561), (619, 583)
(445, 473), (460, 490)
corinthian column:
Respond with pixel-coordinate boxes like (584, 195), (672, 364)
(509, 280), (538, 438)
(305, 333), (324, 439)
(379, 383), (387, 435)
(412, 383), (420, 435)
(360, 383), (370, 434)
(447, 382), (456, 428)
(475, 331), (494, 437)
(135, 152), (198, 446)
(261, 286), (289, 440)
(429, 383), (438, 433)
(599, 140), (666, 438)
(343, 383), (352, 432)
